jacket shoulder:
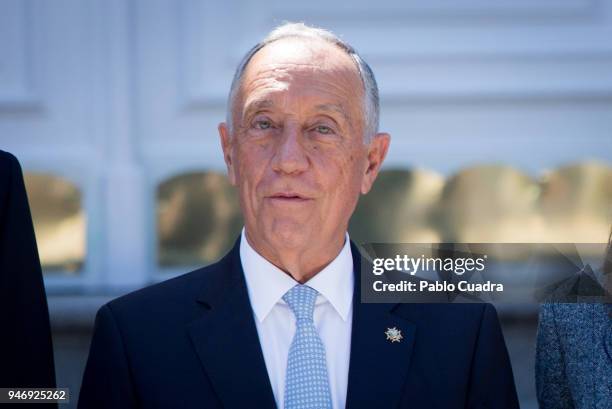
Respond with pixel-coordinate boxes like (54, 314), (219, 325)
(0, 150), (19, 166)
(104, 252), (233, 318)
(0, 150), (22, 185)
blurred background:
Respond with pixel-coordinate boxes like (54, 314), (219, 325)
(2, 0), (612, 407)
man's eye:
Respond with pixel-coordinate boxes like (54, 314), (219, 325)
(254, 120), (272, 130)
(315, 125), (333, 134)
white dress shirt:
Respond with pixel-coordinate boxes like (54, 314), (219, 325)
(240, 228), (354, 409)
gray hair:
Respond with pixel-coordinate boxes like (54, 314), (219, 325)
(226, 22), (380, 142)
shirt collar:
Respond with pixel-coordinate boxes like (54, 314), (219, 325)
(240, 228), (354, 323)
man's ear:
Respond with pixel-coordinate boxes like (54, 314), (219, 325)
(218, 122), (237, 185)
(361, 132), (390, 194)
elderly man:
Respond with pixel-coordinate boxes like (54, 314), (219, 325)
(79, 23), (519, 409)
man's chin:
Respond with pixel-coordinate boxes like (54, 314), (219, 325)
(264, 223), (314, 250)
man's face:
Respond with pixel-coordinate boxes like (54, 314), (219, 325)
(219, 39), (388, 256)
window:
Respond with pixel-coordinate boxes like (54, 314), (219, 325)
(157, 171), (243, 268)
(24, 173), (85, 274)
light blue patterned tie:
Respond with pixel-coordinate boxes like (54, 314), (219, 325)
(283, 284), (333, 409)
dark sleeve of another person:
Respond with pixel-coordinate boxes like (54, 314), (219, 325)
(0, 151), (57, 406)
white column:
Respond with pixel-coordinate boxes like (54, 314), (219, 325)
(101, 0), (148, 290)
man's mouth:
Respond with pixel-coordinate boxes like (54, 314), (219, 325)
(267, 192), (312, 203)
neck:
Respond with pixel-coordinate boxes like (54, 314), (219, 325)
(244, 229), (346, 283)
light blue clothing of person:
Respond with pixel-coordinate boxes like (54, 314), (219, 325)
(536, 302), (612, 409)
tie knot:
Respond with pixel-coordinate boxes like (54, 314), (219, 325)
(283, 284), (318, 322)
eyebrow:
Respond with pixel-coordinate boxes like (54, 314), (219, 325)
(242, 99), (274, 121)
(314, 103), (350, 123)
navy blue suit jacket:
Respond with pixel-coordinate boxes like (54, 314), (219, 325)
(79, 237), (519, 408)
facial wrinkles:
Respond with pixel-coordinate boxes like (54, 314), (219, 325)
(242, 81), (365, 189)
(245, 99), (354, 143)
(233, 41), (368, 218)
(238, 58), (364, 135)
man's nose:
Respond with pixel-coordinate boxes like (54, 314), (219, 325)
(271, 124), (309, 175)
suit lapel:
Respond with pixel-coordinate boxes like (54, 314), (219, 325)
(346, 242), (417, 409)
(187, 238), (277, 409)
(186, 238), (417, 409)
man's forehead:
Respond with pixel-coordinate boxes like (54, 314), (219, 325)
(244, 37), (360, 82)
(232, 37), (365, 130)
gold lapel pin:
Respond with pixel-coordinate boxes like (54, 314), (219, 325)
(385, 327), (403, 343)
